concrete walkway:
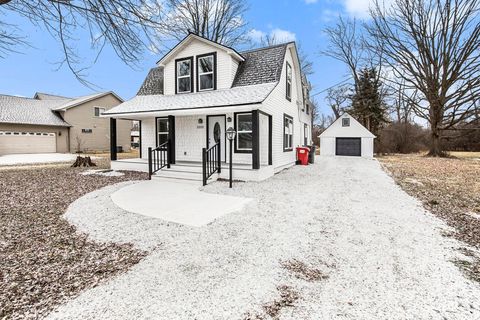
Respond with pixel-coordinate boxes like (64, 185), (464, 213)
(111, 179), (252, 227)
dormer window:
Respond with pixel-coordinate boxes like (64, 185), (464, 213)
(197, 53), (216, 91)
(286, 62), (292, 101)
(176, 57), (193, 94)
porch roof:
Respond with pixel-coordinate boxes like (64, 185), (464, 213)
(102, 83), (276, 117)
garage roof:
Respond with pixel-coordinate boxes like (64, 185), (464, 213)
(0, 95), (70, 127)
(320, 113), (376, 138)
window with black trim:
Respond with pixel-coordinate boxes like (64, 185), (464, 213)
(235, 113), (252, 152)
(304, 124), (308, 146)
(286, 62), (292, 101)
(176, 58), (193, 93)
(156, 118), (169, 145)
(197, 53), (215, 91)
(342, 118), (350, 127)
(284, 114), (293, 151)
(94, 107), (105, 117)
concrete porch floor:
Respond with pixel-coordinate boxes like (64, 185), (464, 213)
(111, 179), (252, 227)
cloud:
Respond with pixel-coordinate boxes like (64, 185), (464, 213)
(322, 9), (340, 22)
(270, 28), (296, 42)
(304, 0), (318, 4)
(249, 28), (296, 44)
(248, 29), (266, 43)
(342, 0), (393, 19)
(343, 0), (371, 19)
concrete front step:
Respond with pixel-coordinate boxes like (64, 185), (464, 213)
(152, 167), (218, 184)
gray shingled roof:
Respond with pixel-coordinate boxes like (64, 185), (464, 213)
(0, 95), (70, 127)
(50, 92), (122, 111)
(104, 83), (276, 115)
(136, 43), (289, 95)
(34, 92), (70, 101)
(137, 67), (164, 96)
(232, 43), (289, 87)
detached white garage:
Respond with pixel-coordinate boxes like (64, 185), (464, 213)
(319, 113), (375, 158)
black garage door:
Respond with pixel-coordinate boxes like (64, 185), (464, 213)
(336, 138), (361, 156)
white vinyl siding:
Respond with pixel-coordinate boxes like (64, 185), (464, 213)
(162, 38), (241, 95)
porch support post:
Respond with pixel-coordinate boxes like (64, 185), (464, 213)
(252, 110), (260, 169)
(138, 120), (142, 159)
(110, 118), (117, 161)
(168, 115), (176, 164)
(268, 114), (273, 165)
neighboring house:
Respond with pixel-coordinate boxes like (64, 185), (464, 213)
(0, 92), (131, 155)
(104, 33), (312, 182)
(319, 113), (375, 158)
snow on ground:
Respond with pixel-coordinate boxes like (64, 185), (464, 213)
(48, 157), (480, 319)
(0, 153), (78, 166)
(80, 169), (125, 177)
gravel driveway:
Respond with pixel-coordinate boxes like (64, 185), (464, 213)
(47, 157), (480, 319)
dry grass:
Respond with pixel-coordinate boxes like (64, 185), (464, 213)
(0, 163), (148, 318)
(448, 151), (480, 159)
(244, 286), (300, 320)
(379, 153), (480, 282)
(280, 259), (329, 282)
(84, 149), (139, 160)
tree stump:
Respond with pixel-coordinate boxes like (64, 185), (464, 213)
(71, 156), (97, 167)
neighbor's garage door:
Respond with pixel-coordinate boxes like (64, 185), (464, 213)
(0, 131), (56, 154)
(335, 138), (361, 156)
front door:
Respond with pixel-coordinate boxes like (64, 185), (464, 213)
(207, 115), (226, 161)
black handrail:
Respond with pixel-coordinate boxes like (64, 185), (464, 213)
(202, 141), (221, 186)
(148, 140), (170, 179)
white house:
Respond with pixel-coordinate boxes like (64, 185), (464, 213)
(319, 113), (375, 158)
(104, 33), (313, 183)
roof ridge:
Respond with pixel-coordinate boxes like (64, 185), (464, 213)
(240, 42), (293, 54)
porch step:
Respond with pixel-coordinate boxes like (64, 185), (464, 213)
(152, 167), (218, 184)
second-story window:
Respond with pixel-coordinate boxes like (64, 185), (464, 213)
(197, 53), (216, 91)
(286, 62), (292, 101)
(176, 57), (193, 93)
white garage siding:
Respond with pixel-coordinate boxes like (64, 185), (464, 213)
(0, 131), (56, 155)
(319, 113), (376, 158)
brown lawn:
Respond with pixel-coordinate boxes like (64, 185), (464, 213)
(0, 161), (148, 319)
(379, 153), (480, 282)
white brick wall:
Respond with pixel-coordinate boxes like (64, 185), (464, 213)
(175, 115), (206, 161)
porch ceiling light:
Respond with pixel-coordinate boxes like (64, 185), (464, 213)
(226, 127), (236, 140)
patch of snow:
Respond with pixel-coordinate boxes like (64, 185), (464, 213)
(404, 177), (425, 186)
(0, 153), (78, 166)
(80, 169), (124, 177)
(48, 157), (480, 319)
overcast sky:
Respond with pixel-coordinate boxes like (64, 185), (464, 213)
(0, 0), (375, 116)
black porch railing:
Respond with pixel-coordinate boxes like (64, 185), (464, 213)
(202, 142), (221, 186)
(148, 140), (170, 179)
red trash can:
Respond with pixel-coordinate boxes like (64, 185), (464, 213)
(296, 146), (310, 165)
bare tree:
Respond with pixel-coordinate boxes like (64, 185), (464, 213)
(156, 0), (249, 48)
(0, 0), (163, 86)
(260, 36), (313, 76)
(368, 0), (480, 156)
(326, 85), (351, 119)
(321, 17), (364, 89)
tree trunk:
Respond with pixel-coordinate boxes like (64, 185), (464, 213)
(428, 128), (444, 157)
